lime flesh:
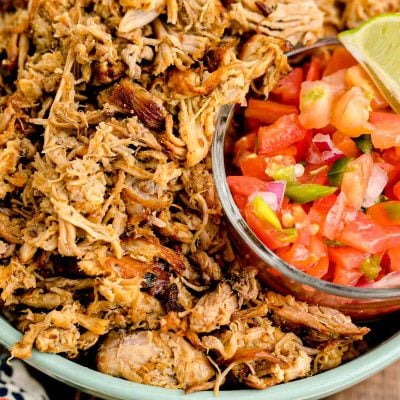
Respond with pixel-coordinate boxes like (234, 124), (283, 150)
(339, 13), (400, 114)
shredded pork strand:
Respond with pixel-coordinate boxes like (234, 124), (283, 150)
(0, 0), (373, 394)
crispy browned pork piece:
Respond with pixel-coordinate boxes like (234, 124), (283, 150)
(0, 0), (373, 393)
(98, 282), (368, 393)
(97, 330), (215, 389)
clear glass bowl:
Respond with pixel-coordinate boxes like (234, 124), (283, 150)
(212, 104), (400, 320)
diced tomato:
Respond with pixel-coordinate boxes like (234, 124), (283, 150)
(345, 65), (388, 110)
(377, 161), (400, 186)
(233, 132), (257, 167)
(308, 254), (329, 278)
(323, 192), (347, 240)
(340, 153), (373, 209)
(385, 185), (398, 201)
(393, 181), (400, 200)
(296, 220), (314, 247)
(299, 80), (339, 129)
(307, 235), (329, 278)
(234, 132), (257, 153)
(337, 211), (389, 254)
(234, 150), (252, 168)
(370, 112), (400, 149)
(232, 193), (248, 210)
(367, 201), (400, 227)
(271, 67), (303, 106)
(322, 46), (358, 77)
(299, 163), (329, 185)
(244, 203), (293, 250)
(278, 234), (328, 278)
(332, 130), (361, 158)
(240, 155), (268, 179)
(330, 87), (374, 137)
(379, 253), (391, 278)
(278, 243), (319, 271)
(308, 194), (337, 226)
(328, 246), (366, 286)
(388, 245), (400, 272)
(376, 162), (400, 201)
(382, 226), (400, 252)
(317, 124), (336, 135)
(305, 56), (323, 81)
(244, 99), (299, 125)
(382, 147), (400, 166)
(266, 145), (298, 158)
(227, 176), (270, 198)
(369, 111), (400, 124)
(258, 114), (308, 155)
(294, 129), (313, 162)
(372, 130), (400, 150)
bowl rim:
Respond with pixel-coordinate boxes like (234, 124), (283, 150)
(211, 104), (400, 300)
(1, 315), (400, 400)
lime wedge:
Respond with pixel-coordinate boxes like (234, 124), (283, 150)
(338, 13), (400, 114)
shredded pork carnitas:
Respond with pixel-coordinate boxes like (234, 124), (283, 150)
(0, 0), (385, 393)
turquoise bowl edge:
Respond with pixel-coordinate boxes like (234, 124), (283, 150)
(1, 316), (400, 400)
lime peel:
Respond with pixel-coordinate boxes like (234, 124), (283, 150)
(338, 13), (400, 114)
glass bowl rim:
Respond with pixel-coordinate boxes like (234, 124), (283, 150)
(211, 104), (400, 300)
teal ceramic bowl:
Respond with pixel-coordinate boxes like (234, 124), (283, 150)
(1, 315), (400, 400)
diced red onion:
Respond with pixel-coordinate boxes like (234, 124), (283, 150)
(357, 272), (400, 289)
(305, 143), (323, 164)
(313, 133), (333, 152)
(248, 180), (286, 212)
(362, 165), (388, 208)
(248, 191), (279, 212)
(267, 180), (286, 210)
(322, 148), (344, 163)
(312, 133), (345, 163)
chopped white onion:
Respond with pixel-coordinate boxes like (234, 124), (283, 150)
(362, 165), (388, 208)
(294, 164), (305, 177)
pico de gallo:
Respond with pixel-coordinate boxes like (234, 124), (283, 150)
(228, 46), (400, 287)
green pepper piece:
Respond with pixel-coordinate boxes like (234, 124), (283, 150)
(323, 238), (347, 247)
(251, 195), (282, 230)
(285, 183), (337, 204)
(270, 165), (297, 182)
(354, 134), (373, 154)
(327, 157), (353, 186)
(360, 255), (381, 280)
(281, 227), (298, 242)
